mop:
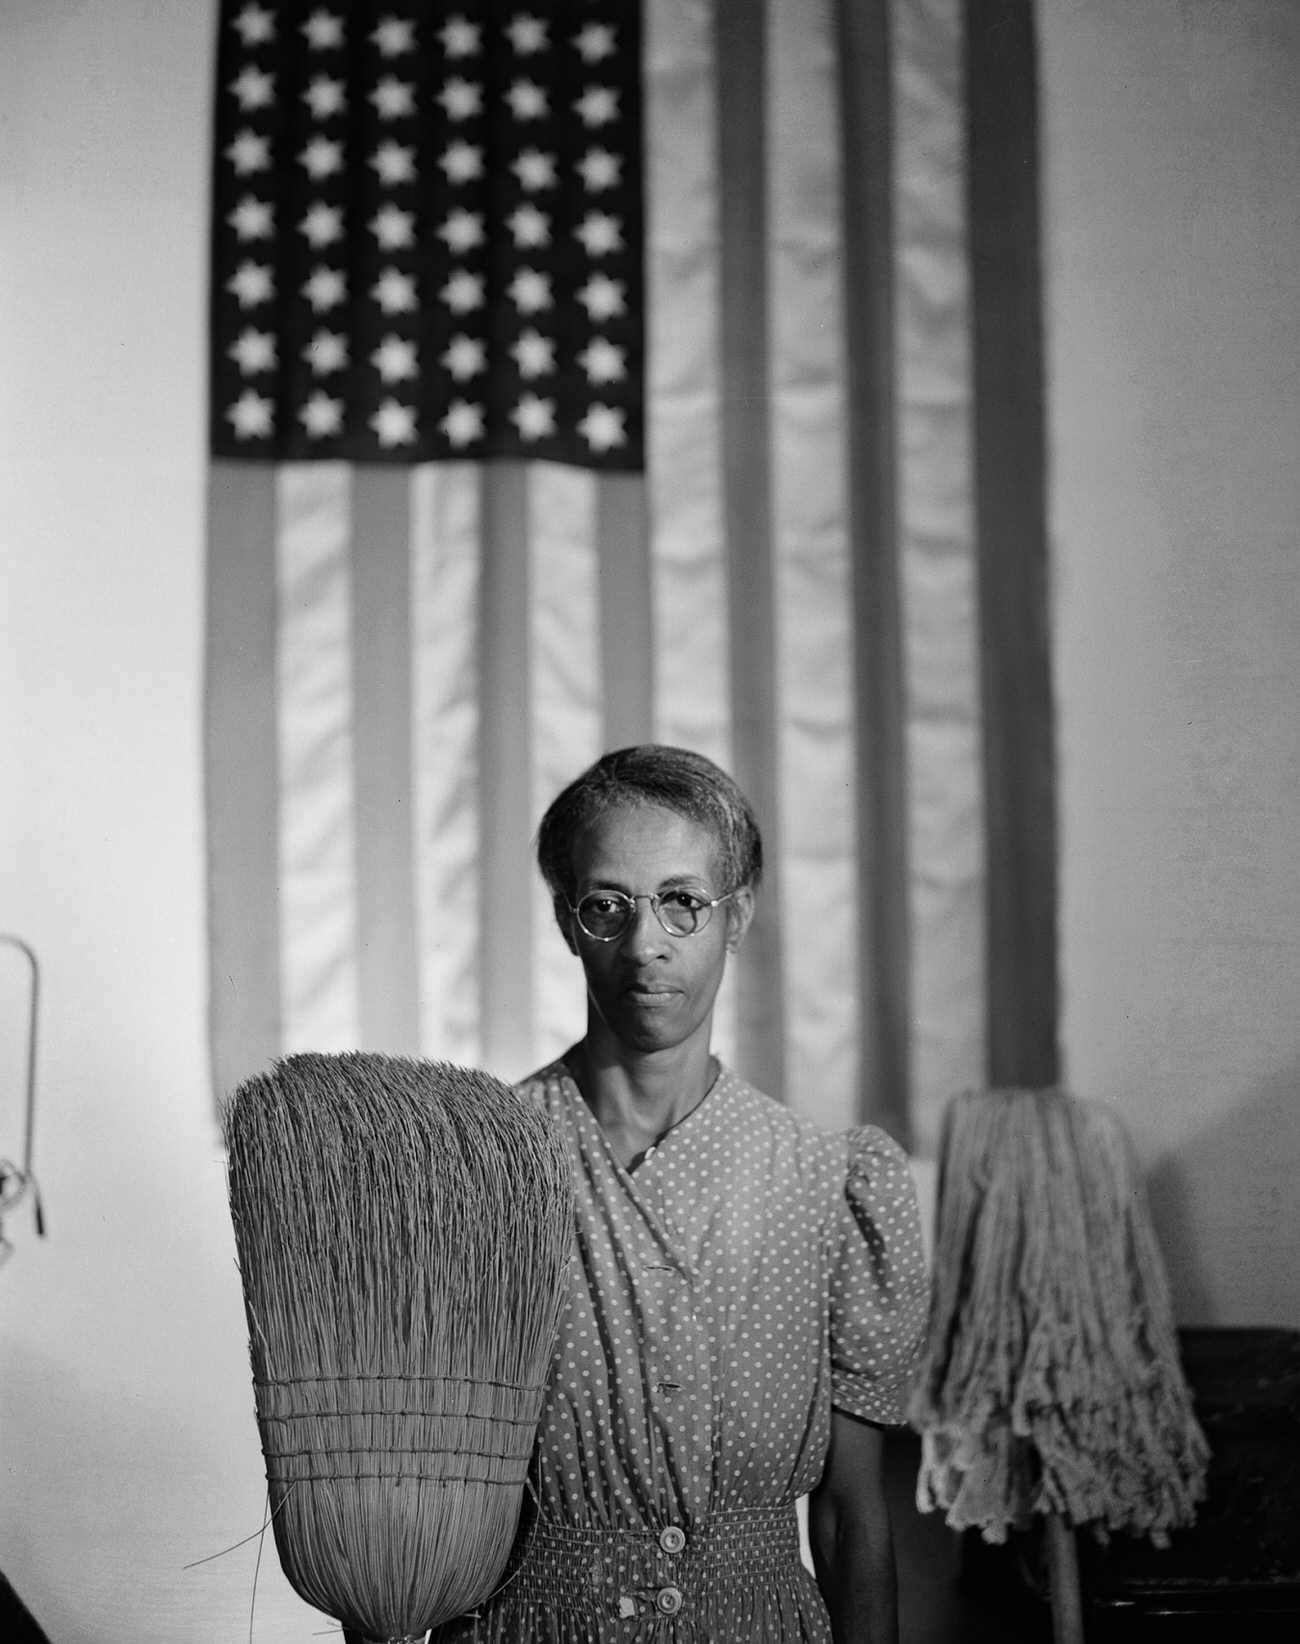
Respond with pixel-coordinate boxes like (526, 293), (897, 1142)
(908, 1088), (1209, 1642)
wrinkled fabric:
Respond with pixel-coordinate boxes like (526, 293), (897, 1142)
(432, 1062), (929, 1642)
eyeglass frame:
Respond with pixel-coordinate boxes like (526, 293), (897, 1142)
(566, 886), (740, 943)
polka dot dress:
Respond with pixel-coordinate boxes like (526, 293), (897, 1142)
(431, 1062), (929, 1642)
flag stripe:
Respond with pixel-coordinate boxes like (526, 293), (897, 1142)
(477, 459), (535, 1079)
(715, 0), (786, 1100)
(596, 474), (655, 751)
(350, 466), (421, 1052)
(832, 0), (913, 1136)
(530, 461), (602, 1068)
(276, 462), (359, 1051)
(768, 0), (860, 1129)
(410, 460), (482, 1065)
(895, 0), (986, 1152)
(964, 0), (1060, 1089)
(205, 461), (281, 1097)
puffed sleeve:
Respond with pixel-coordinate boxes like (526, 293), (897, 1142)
(828, 1125), (930, 1425)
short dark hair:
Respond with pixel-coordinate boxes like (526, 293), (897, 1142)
(536, 745), (763, 904)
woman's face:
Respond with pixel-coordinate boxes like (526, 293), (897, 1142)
(563, 802), (753, 1060)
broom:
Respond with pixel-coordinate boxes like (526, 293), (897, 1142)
(908, 1088), (1210, 1641)
(223, 1052), (573, 1644)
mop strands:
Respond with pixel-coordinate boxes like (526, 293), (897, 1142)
(908, 1088), (1209, 1549)
(223, 1053), (573, 1644)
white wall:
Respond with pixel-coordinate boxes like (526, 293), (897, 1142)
(1042, 0), (1300, 1324)
(0, 3), (322, 1636)
(3, 1), (1298, 1639)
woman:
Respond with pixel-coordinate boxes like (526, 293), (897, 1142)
(435, 745), (928, 1642)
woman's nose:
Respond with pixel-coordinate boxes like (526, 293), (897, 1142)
(624, 896), (669, 955)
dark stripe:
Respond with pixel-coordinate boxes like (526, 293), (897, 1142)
(205, 461), (282, 1100)
(714, 0), (786, 1101)
(964, 0), (1061, 1087)
(834, 0), (912, 1140)
(477, 460), (534, 1078)
(349, 466), (421, 1053)
(596, 473), (654, 749)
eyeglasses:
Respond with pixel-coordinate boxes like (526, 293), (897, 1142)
(568, 887), (737, 942)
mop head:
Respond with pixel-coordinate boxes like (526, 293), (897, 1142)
(908, 1088), (1209, 1546)
(223, 1052), (573, 1643)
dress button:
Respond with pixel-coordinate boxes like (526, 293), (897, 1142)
(659, 1525), (686, 1554)
(655, 1586), (684, 1615)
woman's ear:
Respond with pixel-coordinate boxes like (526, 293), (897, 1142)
(555, 895), (579, 956)
(724, 885), (756, 953)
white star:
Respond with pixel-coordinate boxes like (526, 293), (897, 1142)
(508, 202), (550, 248)
(507, 15), (548, 54)
(511, 393), (556, 441)
(507, 78), (548, 120)
(574, 211), (622, 257)
(300, 201), (344, 247)
(227, 261), (273, 306)
(509, 267), (552, 314)
(440, 141), (484, 184)
(372, 335), (419, 383)
(442, 334), (486, 380)
(303, 265), (347, 311)
(578, 403), (627, 452)
(372, 267), (418, 314)
(229, 196), (274, 241)
(229, 328), (277, 373)
(371, 398), (418, 446)
(439, 78), (483, 120)
(372, 77), (415, 119)
(370, 204), (416, 249)
(374, 16), (416, 57)
(227, 388), (274, 438)
(575, 86), (619, 128)
(230, 65), (275, 111)
(300, 392), (344, 437)
(578, 336), (626, 385)
(578, 148), (621, 191)
(233, 5), (276, 47)
(439, 209), (485, 253)
(440, 16), (481, 58)
(574, 22), (616, 63)
(302, 10), (345, 50)
(441, 400), (485, 446)
(303, 76), (346, 119)
(511, 328), (555, 378)
(300, 135), (343, 179)
(303, 330), (348, 374)
(441, 270), (485, 313)
(512, 148), (556, 190)
(226, 130), (270, 175)
(577, 273), (625, 322)
(372, 141), (416, 185)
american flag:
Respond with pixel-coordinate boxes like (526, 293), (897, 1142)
(210, 1), (643, 467)
(205, 0), (1058, 1148)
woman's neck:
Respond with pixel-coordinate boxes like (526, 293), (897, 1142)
(567, 1034), (717, 1169)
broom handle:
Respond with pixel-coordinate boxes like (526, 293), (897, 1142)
(1044, 1513), (1085, 1644)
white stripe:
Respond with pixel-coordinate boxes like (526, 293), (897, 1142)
(767, 0), (860, 1127)
(276, 462), (360, 1051)
(410, 462), (482, 1066)
(529, 461), (602, 1071)
(644, 0), (739, 1066)
(894, 0), (987, 1150)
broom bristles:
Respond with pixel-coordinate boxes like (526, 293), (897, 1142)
(223, 1052), (573, 1642)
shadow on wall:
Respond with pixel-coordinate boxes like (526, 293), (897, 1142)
(1145, 1062), (1300, 1327)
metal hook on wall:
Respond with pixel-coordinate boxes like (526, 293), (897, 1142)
(0, 932), (44, 1250)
